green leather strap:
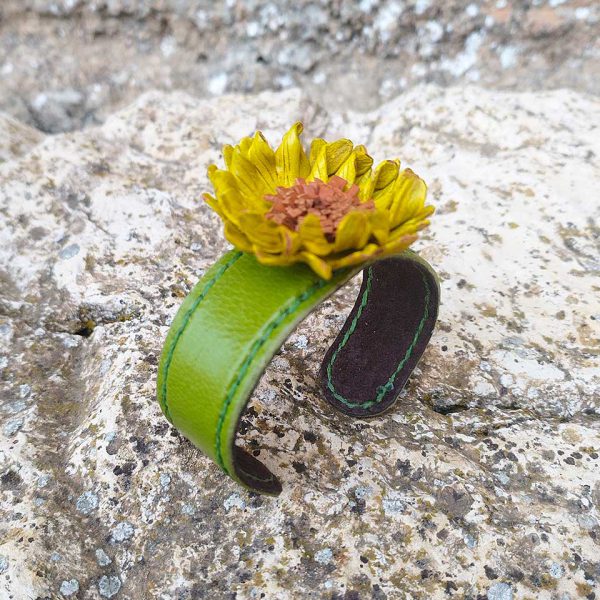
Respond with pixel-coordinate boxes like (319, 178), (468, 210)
(157, 250), (439, 495)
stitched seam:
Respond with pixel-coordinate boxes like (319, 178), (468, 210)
(215, 278), (328, 472)
(326, 270), (431, 409)
(238, 467), (275, 483)
(325, 267), (373, 398)
(159, 251), (243, 421)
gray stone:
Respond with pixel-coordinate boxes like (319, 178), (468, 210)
(110, 521), (134, 543)
(180, 503), (194, 516)
(28, 89), (86, 133)
(75, 491), (99, 515)
(0, 85), (598, 598)
(277, 43), (318, 73)
(59, 579), (79, 596)
(31, 0), (82, 17)
(37, 474), (51, 488)
(95, 548), (111, 567)
(487, 582), (513, 600)
(4, 400), (28, 414)
(98, 575), (121, 598)
(548, 562), (564, 579)
(314, 548), (333, 565)
(382, 492), (406, 516)
(58, 244), (80, 260)
(578, 514), (598, 530)
(3, 417), (24, 437)
(223, 492), (246, 511)
(436, 485), (474, 518)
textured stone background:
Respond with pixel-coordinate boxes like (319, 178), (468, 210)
(0, 0), (599, 131)
(1, 1), (600, 599)
(1, 86), (599, 599)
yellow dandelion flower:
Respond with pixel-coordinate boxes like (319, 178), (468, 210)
(203, 122), (434, 280)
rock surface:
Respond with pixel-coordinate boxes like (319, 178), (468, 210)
(0, 0), (599, 131)
(0, 114), (43, 164)
(0, 86), (599, 599)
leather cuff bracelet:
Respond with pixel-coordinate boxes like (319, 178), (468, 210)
(156, 123), (440, 495)
(157, 250), (439, 495)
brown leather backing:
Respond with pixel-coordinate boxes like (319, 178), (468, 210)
(319, 255), (440, 418)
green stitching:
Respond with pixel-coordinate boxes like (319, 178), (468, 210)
(215, 278), (328, 473)
(159, 251), (243, 421)
(326, 268), (431, 409)
(325, 266), (374, 398)
(238, 466), (275, 484)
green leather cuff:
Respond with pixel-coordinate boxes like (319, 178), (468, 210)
(157, 250), (440, 495)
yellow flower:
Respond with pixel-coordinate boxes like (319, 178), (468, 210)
(203, 122), (434, 280)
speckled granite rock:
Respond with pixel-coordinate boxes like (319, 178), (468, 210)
(0, 86), (599, 599)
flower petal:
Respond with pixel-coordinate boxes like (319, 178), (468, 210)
(309, 138), (327, 164)
(329, 243), (381, 270)
(359, 160), (399, 203)
(230, 148), (272, 200)
(298, 213), (334, 255)
(389, 169), (428, 228)
(368, 209), (391, 244)
(369, 162), (400, 206)
(247, 132), (277, 191)
(381, 233), (419, 255)
(222, 145), (234, 170)
(224, 221), (253, 253)
(275, 122), (310, 186)
(219, 190), (254, 228)
(300, 252), (332, 279)
(255, 246), (332, 279)
(374, 159), (401, 190)
(237, 212), (286, 253)
(354, 145), (374, 177)
(212, 163), (270, 217)
(335, 151), (357, 187)
(333, 211), (371, 253)
(208, 164), (238, 196)
(208, 165), (246, 208)
(280, 226), (302, 256)
(254, 249), (295, 267)
(238, 136), (253, 157)
(307, 138), (353, 182)
(324, 139), (354, 173)
(307, 139), (328, 182)
(202, 192), (223, 217)
(329, 233), (417, 271)
(388, 209), (433, 241)
(335, 146), (373, 189)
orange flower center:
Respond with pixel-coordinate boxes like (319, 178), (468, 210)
(265, 176), (374, 240)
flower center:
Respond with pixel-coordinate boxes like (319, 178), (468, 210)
(265, 176), (374, 240)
